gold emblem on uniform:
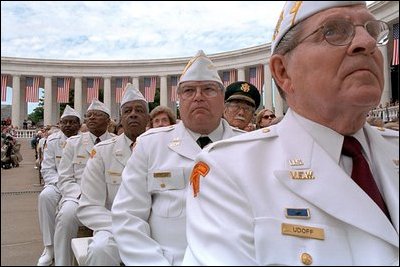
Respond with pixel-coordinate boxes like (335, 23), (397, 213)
(289, 159), (304, 166)
(153, 172), (171, 178)
(300, 253), (313, 265)
(262, 128), (270, 133)
(240, 83), (250, 92)
(377, 127), (385, 131)
(61, 141), (67, 148)
(169, 138), (181, 147)
(281, 223), (325, 240)
(290, 170), (315, 179)
(90, 149), (96, 158)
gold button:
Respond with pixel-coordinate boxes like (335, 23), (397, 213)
(301, 253), (312, 265)
(160, 183), (166, 188)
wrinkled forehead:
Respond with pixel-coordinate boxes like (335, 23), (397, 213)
(179, 81), (221, 88)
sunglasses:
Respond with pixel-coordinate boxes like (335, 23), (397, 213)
(263, 114), (276, 119)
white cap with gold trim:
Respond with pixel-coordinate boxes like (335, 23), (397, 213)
(271, 1), (366, 53)
(178, 50), (223, 87)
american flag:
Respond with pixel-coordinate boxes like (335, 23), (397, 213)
(392, 23), (399, 66)
(170, 76), (178, 102)
(144, 77), (157, 102)
(87, 77), (101, 103)
(25, 76), (40, 102)
(222, 69), (237, 87)
(1, 75), (8, 102)
(115, 77), (129, 103)
(57, 77), (71, 103)
(249, 65), (264, 94)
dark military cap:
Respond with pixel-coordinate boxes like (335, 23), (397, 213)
(225, 81), (261, 109)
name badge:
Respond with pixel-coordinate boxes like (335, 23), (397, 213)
(153, 172), (171, 178)
(281, 223), (324, 240)
(77, 155), (86, 158)
(107, 171), (121, 176)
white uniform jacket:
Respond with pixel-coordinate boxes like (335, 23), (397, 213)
(183, 110), (399, 266)
(41, 131), (68, 185)
(78, 133), (132, 232)
(58, 131), (115, 202)
(111, 120), (243, 266)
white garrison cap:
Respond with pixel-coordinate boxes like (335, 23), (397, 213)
(271, 1), (366, 53)
(120, 83), (147, 107)
(61, 105), (82, 123)
(178, 50), (223, 86)
(87, 99), (111, 117)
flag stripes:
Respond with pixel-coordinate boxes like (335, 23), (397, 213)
(144, 77), (157, 102)
(115, 77), (129, 103)
(1, 75), (8, 102)
(249, 65), (264, 93)
(57, 77), (71, 103)
(222, 69), (237, 87)
(87, 77), (101, 103)
(392, 23), (399, 66)
(25, 76), (40, 102)
(170, 76), (178, 102)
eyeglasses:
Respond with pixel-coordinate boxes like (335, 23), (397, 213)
(295, 19), (389, 49)
(262, 114), (276, 120)
(178, 86), (220, 100)
(226, 102), (255, 113)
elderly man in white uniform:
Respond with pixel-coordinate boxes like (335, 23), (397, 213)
(183, 1), (399, 266)
(54, 100), (115, 266)
(111, 50), (244, 265)
(77, 84), (149, 265)
(37, 105), (81, 266)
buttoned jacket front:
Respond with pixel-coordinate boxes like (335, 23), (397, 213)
(58, 131), (115, 202)
(78, 133), (132, 232)
(183, 109), (399, 266)
(41, 130), (68, 186)
(112, 120), (243, 266)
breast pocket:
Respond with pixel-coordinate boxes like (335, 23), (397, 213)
(148, 168), (186, 218)
(105, 169), (122, 204)
(72, 155), (88, 181)
(253, 217), (352, 265)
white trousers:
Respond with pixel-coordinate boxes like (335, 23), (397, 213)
(54, 200), (82, 266)
(38, 184), (61, 246)
(86, 230), (121, 266)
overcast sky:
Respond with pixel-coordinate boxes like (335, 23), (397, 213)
(1, 1), (286, 60)
(1, 1), (374, 112)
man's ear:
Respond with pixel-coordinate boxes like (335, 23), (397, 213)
(269, 54), (293, 94)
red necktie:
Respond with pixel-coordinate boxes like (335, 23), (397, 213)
(342, 136), (390, 219)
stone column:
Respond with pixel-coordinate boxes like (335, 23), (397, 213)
(131, 77), (140, 90)
(379, 45), (391, 105)
(103, 76), (112, 117)
(160, 76), (168, 107)
(263, 63), (273, 110)
(237, 68), (245, 81)
(74, 77), (83, 119)
(43, 76), (53, 126)
(11, 75), (21, 127)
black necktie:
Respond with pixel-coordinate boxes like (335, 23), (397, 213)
(342, 136), (390, 219)
(95, 137), (101, 145)
(197, 136), (212, 149)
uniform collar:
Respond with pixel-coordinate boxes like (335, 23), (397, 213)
(186, 120), (224, 143)
(291, 109), (371, 164)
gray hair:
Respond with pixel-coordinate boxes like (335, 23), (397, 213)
(272, 22), (305, 100)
